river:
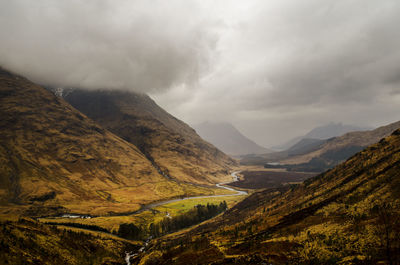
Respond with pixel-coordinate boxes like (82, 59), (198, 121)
(125, 171), (247, 264)
(134, 171), (247, 214)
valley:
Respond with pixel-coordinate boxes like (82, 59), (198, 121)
(1, 65), (399, 265)
(37, 172), (247, 233)
(135, 128), (400, 264)
(1, 2), (399, 263)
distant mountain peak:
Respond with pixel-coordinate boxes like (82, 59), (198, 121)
(193, 121), (271, 156)
(272, 122), (372, 151)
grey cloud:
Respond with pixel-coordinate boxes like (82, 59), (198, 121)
(1, 0), (399, 146)
(0, 0), (218, 92)
(153, 0), (400, 146)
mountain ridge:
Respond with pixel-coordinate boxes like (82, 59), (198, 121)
(0, 67), (230, 216)
(272, 122), (372, 151)
(241, 120), (400, 171)
(57, 89), (237, 185)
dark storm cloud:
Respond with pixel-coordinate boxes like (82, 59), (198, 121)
(0, 0), (218, 92)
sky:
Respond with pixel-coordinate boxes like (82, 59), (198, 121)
(1, 0), (399, 147)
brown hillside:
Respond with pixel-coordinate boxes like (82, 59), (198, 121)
(0, 68), (218, 216)
(62, 89), (236, 185)
(140, 128), (400, 264)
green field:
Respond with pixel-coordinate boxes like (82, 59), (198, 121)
(38, 195), (246, 234)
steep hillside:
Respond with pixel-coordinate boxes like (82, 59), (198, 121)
(193, 122), (271, 156)
(138, 129), (400, 264)
(61, 89), (236, 185)
(0, 68), (219, 216)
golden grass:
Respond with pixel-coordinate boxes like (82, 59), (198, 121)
(38, 194), (246, 232)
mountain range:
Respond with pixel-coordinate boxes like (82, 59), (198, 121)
(193, 122), (271, 156)
(241, 120), (400, 171)
(272, 122), (372, 151)
(0, 68), (235, 216)
(57, 89), (236, 185)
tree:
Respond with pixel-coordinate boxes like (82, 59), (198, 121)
(371, 203), (400, 265)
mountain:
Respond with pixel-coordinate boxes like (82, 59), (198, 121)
(0, 68), (226, 216)
(281, 120), (400, 165)
(272, 122), (371, 151)
(240, 138), (327, 167)
(139, 128), (400, 264)
(241, 120), (400, 171)
(305, 122), (372, 139)
(193, 122), (271, 156)
(58, 89), (236, 185)
(285, 138), (327, 156)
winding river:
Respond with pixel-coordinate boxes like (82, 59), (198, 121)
(41, 171), (247, 265)
(134, 171), (247, 214)
(125, 171), (247, 264)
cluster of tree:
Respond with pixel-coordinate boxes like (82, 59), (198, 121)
(116, 223), (144, 241)
(115, 202), (228, 240)
(149, 202), (227, 238)
(44, 221), (110, 233)
(370, 203), (400, 264)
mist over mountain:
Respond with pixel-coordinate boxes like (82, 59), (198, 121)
(0, 68), (177, 215)
(193, 122), (271, 156)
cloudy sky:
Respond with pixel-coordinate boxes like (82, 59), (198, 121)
(1, 0), (399, 147)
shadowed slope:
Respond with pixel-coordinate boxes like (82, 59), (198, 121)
(62, 89), (237, 185)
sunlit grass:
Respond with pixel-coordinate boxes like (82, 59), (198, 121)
(38, 195), (246, 233)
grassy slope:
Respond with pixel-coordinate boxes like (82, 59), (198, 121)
(63, 89), (237, 185)
(0, 68), (222, 216)
(0, 218), (139, 264)
(139, 129), (400, 264)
